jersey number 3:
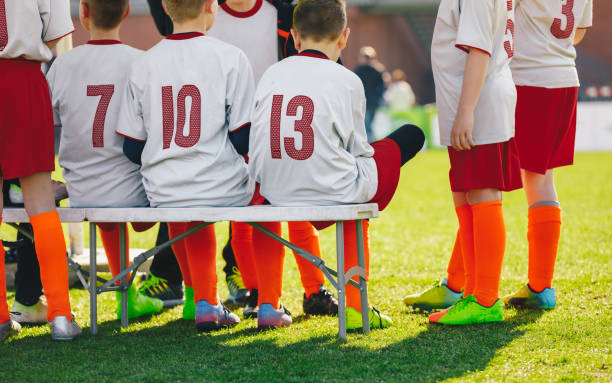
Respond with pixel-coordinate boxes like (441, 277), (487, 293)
(87, 85), (115, 148)
(551, 0), (575, 39)
(0, 0), (8, 51)
(270, 95), (315, 161)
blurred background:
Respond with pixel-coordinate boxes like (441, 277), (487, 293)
(66, 0), (612, 150)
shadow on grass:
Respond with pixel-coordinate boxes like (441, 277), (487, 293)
(2, 310), (544, 383)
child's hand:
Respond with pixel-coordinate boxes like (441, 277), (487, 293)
(451, 111), (475, 151)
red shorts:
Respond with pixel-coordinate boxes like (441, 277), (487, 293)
(515, 86), (578, 174)
(0, 59), (55, 180)
(448, 139), (522, 192)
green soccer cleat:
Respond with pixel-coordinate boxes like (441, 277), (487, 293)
(182, 286), (196, 320)
(116, 284), (164, 321)
(138, 272), (184, 308)
(503, 285), (556, 309)
(346, 306), (392, 332)
(428, 295), (503, 325)
(403, 278), (462, 311)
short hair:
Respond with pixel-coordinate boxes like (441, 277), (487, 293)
(163, 0), (207, 23)
(83, 0), (129, 30)
(293, 0), (347, 42)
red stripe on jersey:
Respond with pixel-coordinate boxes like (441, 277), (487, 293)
(295, 50), (329, 60)
(455, 44), (491, 56)
(87, 40), (122, 45)
(222, 0), (263, 18)
(116, 132), (146, 142)
(45, 30), (75, 43)
(232, 122), (251, 132)
(166, 32), (204, 40)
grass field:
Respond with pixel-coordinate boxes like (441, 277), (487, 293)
(2, 150), (611, 382)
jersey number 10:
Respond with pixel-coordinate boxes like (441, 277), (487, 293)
(0, 0), (8, 51)
(162, 85), (201, 149)
(270, 95), (315, 161)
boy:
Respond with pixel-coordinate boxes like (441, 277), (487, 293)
(46, 0), (165, 321)
(117, 0), (256, 332)
(249, 0), (425, 331)
(0, 0), (81, 340)
(425, 0), (520, 325)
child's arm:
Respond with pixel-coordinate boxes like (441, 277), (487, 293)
(41, 0), (74, 49)
(226, 51), (255, 144)
(451, 48), (489, 151)
(147, 0), (174, 36)
(346, 80), (374, 158)
(574, 0), (592, 46)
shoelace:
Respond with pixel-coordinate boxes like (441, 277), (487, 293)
(227, 269), (246, 291)
(371, 306), (382, 328)
(140, 275), (168, 294)
(449, 296), (474, 313)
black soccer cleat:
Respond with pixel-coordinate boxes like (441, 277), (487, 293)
(303, 286), (338, 316)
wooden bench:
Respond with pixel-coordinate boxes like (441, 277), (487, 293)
(2, 204), (378, 339)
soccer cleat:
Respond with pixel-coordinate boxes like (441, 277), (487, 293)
(403, 278), (462, 311)
(0, 319), (21, 341)
(183, 286), (195, 320)
(346, 306), (392, 332)
(195, 300), (240, 332)
(225, 266), (249, 306)
(138, 272), (184, 308)
(257, 303), (292, 330)
(303, 286), (338, 316)
(116, 284), (164, 321)
(243, 289), (258, 319)
(428, 295), (503, 325)
(504, 284), (556, 309)
(10, 298), (48, 325)
(49, 316), (82, 341)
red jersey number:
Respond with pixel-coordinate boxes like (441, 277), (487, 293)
(87, 85), (115, 148)
(551, 0), (575, 39)
(270, 95), (315, 161)
(504, 0), (515, 58)
(0, 0), (8, 51)
(162, 85), (201, 149)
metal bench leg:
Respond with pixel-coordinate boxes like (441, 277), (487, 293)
(356, 219), (369, 334)
(336, 221), (346, 340)
(89, 222), (98, 335)
(119, 222), (128, 329)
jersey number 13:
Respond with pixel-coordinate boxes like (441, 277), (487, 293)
(270, 95), (315, 161)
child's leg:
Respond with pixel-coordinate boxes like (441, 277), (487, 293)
(252, 222), (284, 308)
(445, 230), (465, 292)
(97, 223), (130, 281)
(288, 221), (325, 298)
(230, 222), (258, 291)
(167, 222), (193, 289)
(343, 220), (370, 312)
(454, 193), (475, 296)
(21, 172), (72, 321)
(522, 169), (561, 292)
(183, 223), (217, 305)
(467, 189), (505, 307)
(0, 182), (8, 323)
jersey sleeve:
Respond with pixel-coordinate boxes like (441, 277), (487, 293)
(455, 0), (495, 56)
(41, 0), (74, 42)
(226, 51), (255, 133)
(578, 0), (593, 28)
(346, 79), (374, 158)
(116, 71), (147, 141)
(45, 60), (62, 128)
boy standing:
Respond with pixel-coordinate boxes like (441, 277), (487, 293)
(426, 0), (520, 325)
(0, 0), (80, 340)
(249, 0), (424, 331)
(117, 0), (256, 332)
(46, 0), (165, 321)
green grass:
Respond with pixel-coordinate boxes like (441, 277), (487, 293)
(2, 151), (611, 382)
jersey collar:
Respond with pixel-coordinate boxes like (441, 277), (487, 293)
(221, 0), (263, 18)
(296, 50), (329, 60)
(87, 39), (122, 45)
(166, 32), (205, 40)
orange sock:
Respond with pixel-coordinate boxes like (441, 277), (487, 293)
(456, 205), (475, 296)
(252, 222), (284, 308)
(30, 211), (72, 321)
(230, 222), (258, 290)
(343, 220), (370, 312)
(472, 201), (506, 307)
(0, 221), (9, 323)
(288, 221), (325, 298)
(446, 229), (465, 293)
(98, 223), (131, 282)
(183, 222), (217, 304)
(527, 206), (561, 292)
(167, 222), (193, 288)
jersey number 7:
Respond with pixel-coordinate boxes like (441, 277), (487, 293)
(270, 95), (315, 161)
(87, 85), (115, 148)
(0, 0), (8, 51)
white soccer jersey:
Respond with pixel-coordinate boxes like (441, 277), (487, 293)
(207, 0), (278, 85)
(249, 52), (378, 206)
(0, 0), (73, 61)
(432, 0), (517, 146)
(511, 0), (593, 88)
(47, 41), (148, 208)
(116, 33), (255, 208)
